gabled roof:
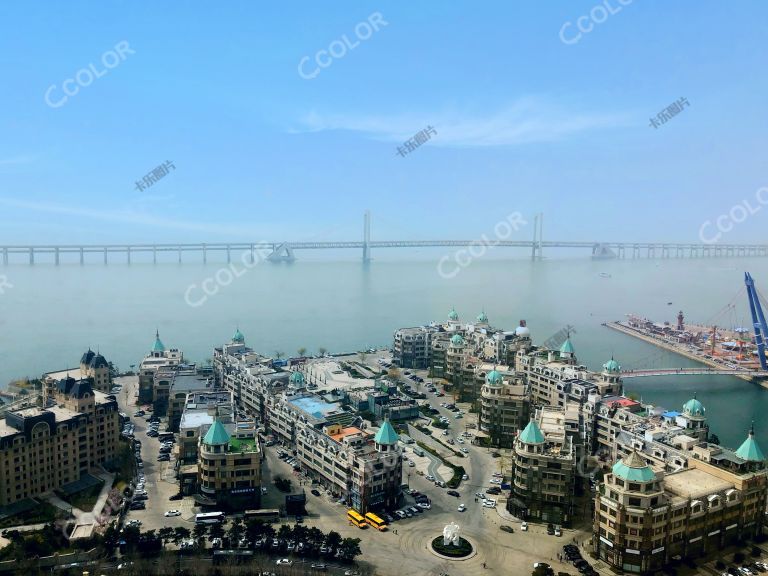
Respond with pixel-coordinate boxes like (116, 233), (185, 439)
(374, 419), (399, 445)
(203, 419), (230, 445)
(519, 420), (545, 444)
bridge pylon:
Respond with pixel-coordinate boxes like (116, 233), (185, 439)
(362, 210), (371, 263)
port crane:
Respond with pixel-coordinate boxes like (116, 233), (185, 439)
(745, 272), (768, 370)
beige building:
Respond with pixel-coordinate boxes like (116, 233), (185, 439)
(509, 406), (576, 525)
(594, 430), (768, 574)
(43, 349), (113, 400)
(0, 375), (120, 506)
(478, 369), (529, 448)
(138, 331), (183, 404)
(196, 417), (261, 510)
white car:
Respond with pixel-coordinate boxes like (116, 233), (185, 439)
(462, 474), (468, 480)
(482, 501), (496, 508)
(164, 510), (181, 517)
(460, 447), (469, 454)
(457, 504), (466, 512)
(475, 492), (485, 499)
(276, 559), (293, 566)
(417, 502), (431, 509)
(457, 438), (465, 444)
(521, 521), (528, 531)
(425, 475), (435, 481)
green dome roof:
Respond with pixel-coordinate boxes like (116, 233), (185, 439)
(682, 396), (705, 417)
(450, 334), (465, 346)
(374, 419), (399, 445)
(519, 420), (545, 444)
(560, 338), (575, 355)
(448, 308), (459, 321)
(203, 419), (231, 446)
(477, 311), (488, 323)
(603, 358), (621, 373)
(486, 370), (503, 386)
(290, 371), (305, 385)
(612, 450), (655, 483)
(152, 330), (165, 353)
(232, 328), (245, 343)
(735, 427), (765, 462)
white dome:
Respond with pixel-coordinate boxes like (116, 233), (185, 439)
(515, 326), (531, 337)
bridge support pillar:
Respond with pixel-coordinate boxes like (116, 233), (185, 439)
(127, 246), (131, 265)
(268, 243), (295, 263)
(203, 244), (207, 264)
(362, 210), (371, 263)
(54, 247), (60, 266)
(79, 247), (84, 265)
(226, 245), (231, 264)
(3, 247), (8, 265)
(153, 246), (157, 265)
(29, 247), (34, 265)
(104, 247), (108, 265)
(178, 246), (182, 264)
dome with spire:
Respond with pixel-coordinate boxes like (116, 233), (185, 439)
(518, 420), (545, 444)
(374, 419), (399, 445)
(476, 311), (488, 323)
(682, 395), (705, 417)
(450, 334), (465, 346)
(203, 419), (231, 446)
(448, 308), (459, 322)
(560, 338), (575, 355)
(152, 330), (165, 353)
(289, 371), (305, 385)
(486, 370), (503, 387)
(612, 450), (655, 483)
(603, 358), (621, 373)
(232, 327), (245, 344)
(735, 424), (765, 462)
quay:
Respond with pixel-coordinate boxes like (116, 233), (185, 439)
(603, 320), (768, 386)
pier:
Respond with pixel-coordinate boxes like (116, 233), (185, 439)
(604, 321), (768, 385)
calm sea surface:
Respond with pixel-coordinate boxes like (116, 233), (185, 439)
(0, 253), (765, 450)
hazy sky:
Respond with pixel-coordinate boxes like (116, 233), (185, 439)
(1, 1), (767, 246)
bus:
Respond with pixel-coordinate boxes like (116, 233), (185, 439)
(346, 509), (368, 529)
(364, 512), (388, 531)
(195, 511), (225, 524)
(243, 509), (280, 523)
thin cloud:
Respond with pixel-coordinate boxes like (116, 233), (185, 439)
(292, 98), (630, 147)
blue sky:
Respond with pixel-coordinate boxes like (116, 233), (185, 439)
(1, 1), (768, 247)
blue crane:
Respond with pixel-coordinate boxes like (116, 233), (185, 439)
(745, 272), (768, 370)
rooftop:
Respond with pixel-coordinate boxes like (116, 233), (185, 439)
(328, 426), (366, 443)
(663, 467), (733, 500)
(288, 394), (343, 420)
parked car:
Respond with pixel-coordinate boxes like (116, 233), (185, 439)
(521, 521), (528, 531)
(447, 490), (460, 497)
(500, 525), (514, 533)
(311, 489), (321, 497)
(457, 504), (466, 512)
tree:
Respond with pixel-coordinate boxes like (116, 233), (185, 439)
(277, 524), (292, 542)
(308, 527), (324, 547)
(227, 518), (244, 546)
(158, 527), (175, 548)
(298, 347), (307, 357)
(325, 530), (342, 550)
(173, 526), (191, 546)
(318, 347), (327, 357)
(338, 537), (362, 561)
(209, 522), (225, 541)
(245, 519), (265, 545)
(261, 524), (276, 540)
(193, 522), (208, 543)
(274, 351), (284, 360)
(388, 367), (401, 381)
(709, 433), (721, 445)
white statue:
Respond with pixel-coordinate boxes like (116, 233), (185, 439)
(442, 521), (461, 546)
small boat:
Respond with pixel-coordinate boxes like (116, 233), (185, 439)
(599, 272), (611, 278)
(667, 302), (673, 305)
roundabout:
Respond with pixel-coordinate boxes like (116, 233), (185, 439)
(430, 535), (474, 559)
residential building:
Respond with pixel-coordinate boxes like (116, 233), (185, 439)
(593, 430), (768, 574)
(138, 331), (183, 404)
(509, 406), (576, 526)
(0, 374), (120, 506)
(478, 369), (529, 448)
(43, 349), (113, 400)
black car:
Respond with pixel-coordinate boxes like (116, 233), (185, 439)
(311, 489), (321, 497)
(129, 502), (146, 510)
(384, 514), (394, 523)
(447, 490), (460, 497)
(169, 493), (183, 500)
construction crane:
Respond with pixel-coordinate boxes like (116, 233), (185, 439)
(744, 272), (768, 370)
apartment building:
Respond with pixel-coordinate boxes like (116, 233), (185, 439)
(138, 331), (183, 404)
(0, 375), (120, 506)
(295, 420), (402, 514)
(510, 406), (576, 526)
(478, 369), (529, 448)
(393, 326), (435, 369)
(594, 430), (767, 574)
(43, 349), (112, 400)
(196, 418), (261, 511)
